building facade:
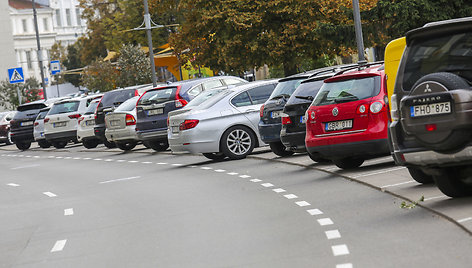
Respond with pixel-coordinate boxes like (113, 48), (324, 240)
(0, 1), (19, 81)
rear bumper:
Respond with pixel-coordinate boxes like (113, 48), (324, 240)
(258, 122), (282, 143)
(137, 129), (168, 141)
(168, 129), (219, 154)
(45, 130), (77, 141)
(77, 127), (95, 142)
(307, 139), (390, 159)
(106, 127), (138, 142)
(94, 125), (106, 140)
(10, 128), (34, 143)
(280, 130), (306, 151)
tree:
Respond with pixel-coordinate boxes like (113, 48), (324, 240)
(81, 59), (119, 92)
(49, 42), (67, 85)
(63, 43), (84, 87)
(0, 78), (41, 109)
(117, 44), (152, 87)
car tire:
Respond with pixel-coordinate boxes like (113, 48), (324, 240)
(433, 167), (472, 197)
(308, 152), (329, 163)
(333, 157), (364, 169)
(103, 140), (116, 149)
(220, 126), (256, 160)
(5, 130), (13, 145)
(269, 141), (294, 157)
(15, 141), (31, 151)
(407, 167), (434, 184)
(203, 152), (226, 161)
(83, 139), (100, 149)
(37, 140), (51, 149)
(52, 141), (67, 149)
(144, 140), (169, 151)
(116, 141), (137, 151)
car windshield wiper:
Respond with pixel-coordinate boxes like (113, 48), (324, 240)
(334, 96), (359, 103)
(270, 93), (291, 101)
(295, 95), (314, 101)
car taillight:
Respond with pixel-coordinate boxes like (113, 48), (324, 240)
(125, 114), (136, 126)
(175, 85), (188, 108)
(179, 119), (199, 130)
(357, 104), (368, 114)
(44, 118), (50, 123)
(390, 94), (399, 121)
(167, 117), (169, 127)
(134, 89), (139, 96)
(370, 101), (384, 114)
(78, 116), (84, 124)
(260, 104), (265, 117)
(68, 114), (81, 119)
(34, 122), (39, 127)
(281, 116), (292, 125)
(425, 124), (437, 132)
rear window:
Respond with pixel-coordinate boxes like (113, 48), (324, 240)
(312, 76), (381, 106)
(138, 87), (177, 105)
(287, 80), (324, 105)
(403, 31), (472, 90)
(269, 78), (304, 99)
(36, 110), (49, 120)
(186, 88), (227, 108)
(48, 101), (80, 115)
(84, 100), (100, 115)
(115, 96), (139, 112)
(17, 103), (47, 112)
(100, 89), (136, 108)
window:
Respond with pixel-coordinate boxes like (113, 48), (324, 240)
(49, 101), (80, 115)
(224, 78), (245, 85)
(202, 80), (223, 90)
(187, 85), (203, 97)
(43, 18), (48, 32)
(231, 92), (252, 107)
(65, 9), (71, 26)
(25, 51), (32, 69)
(55, 9), (62, 27)
(22, 19), (27, 33)
(247, 84), (276, 105)
(76, 8), (81, 25)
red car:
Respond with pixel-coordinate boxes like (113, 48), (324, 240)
(305, 63), (390, 169)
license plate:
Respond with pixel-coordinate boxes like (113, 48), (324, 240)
(300, 115), (306, 124)
(325, 120), (353, 131)
(85, 120), (95, 126)
(53, 122), (67, 128)
(21, 121), (33, 126)
(271, 110), (282, 118)
(147, 108), (163, 116)
(110, 120), (120, 127)
(171, 126), (180, 133)
(410, 102), (451, 117)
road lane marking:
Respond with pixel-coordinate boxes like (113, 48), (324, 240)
(73, 157), (81, 160)
(458, 217), (472, 223)
(7, 183), (20, 187)
(11, 164), (40, 170)
(273, 188), (286, 193)
(172, 163), (183, 166)
(336, 263), (353, 268)
(261, 183), (274, 188)
(64, 157), (72, 159)
(83, 157), (91, 160)
(189, 165), (198, 168)
(105, 159), (114, 162)
(116, 160), (126, 163)
(99, 176), (141, 184)
(424, 195), (447, 201)
(318, 218), (334, 226)
(157, 162), (167, 165)
(307, 209), (323, 216)
(214, 169), (226, 172)
(380, 180), (416, 189)
(43, 192), (57, 197)
(332, 244), (349, 256)
(142, 162), (152, 164)
(295, 201), (310, 207)
(94, 158), (103, 161)
(25, 155), (32, 158)
(201, 167), (212, 170)
(250, 179), (262, 182)
(325, 230), (341, 240)
(128, 160), (138, 163)
(55, 156), (63, 159)
(34, 156), (41, 158)
(51, 240), (67, 252)
(48, 156), (55, 158)
(352, 166), (406, 179)
(64, 208), (74, 216)
(284, 194), (298, 199)
(239, 175), (251, 179)
(227, 172), (238, 175)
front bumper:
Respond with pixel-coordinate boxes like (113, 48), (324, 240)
(258, 122), (282, 143)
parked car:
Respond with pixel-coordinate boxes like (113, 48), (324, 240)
(388, 17), (472, 197)
(78, 98), (101, 149)
(105, 96), (140, 151)
(280, 65), (360, 157)
(305, 63), (390, 169)
(33, 108), (51, 148)
(259, 65), (356, 156)
(136, 76), (247, 151)
(168, 80), (278, 160)
(94, 84), (154, 148)
(44, 95), (101, 149)
(10, 100), (49, 150)
(0, 111), (16, 145)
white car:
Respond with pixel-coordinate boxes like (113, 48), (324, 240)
(168, 80), (278, 160)
(77, 98), (102, 149)
(33, 108), (51, 148)
(44, 95), (102, 149)
(105, 96), (140, 151)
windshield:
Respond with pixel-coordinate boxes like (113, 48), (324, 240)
(85, 101), (100, 115)
(116, 96), (139, 112)
(185, 88), (227, 108)
(49, 101), (80, 115)
(287, 80), (324, 105)
(268, 78), (304, 100)
(312, 76), (380, 106)
(138, 87), (177, 105)
(403, 31), (472, 90)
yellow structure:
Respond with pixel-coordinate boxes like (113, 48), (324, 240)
(384, 37), (406, 105)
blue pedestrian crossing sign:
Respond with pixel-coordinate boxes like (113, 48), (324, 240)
(8, 67), (25, 84)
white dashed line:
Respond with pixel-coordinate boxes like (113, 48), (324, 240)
(458, 217), (472, 223)
(332, 244), (350, 256)
(424, 195), (447, 201)
(336, 263), (353, 268)
(273, 188), (286, 193)
(227, 172), (238, 175)
(128, 160), (138, 163)
(261, 183), (274, 188)
(380, 180), (416, 189)
(214, 169), (226, 172)
(189, 165), (198, 168)
(64, 157), (72, 159)
(99, 176), (141, 184)
(239, 175), (251, 178)
(43, 192), (57, 197)
(51, 240), (67, 252)
(105, 159), (114, 162)
(94, 158), (103, 161)
(295, 201), (310, 207)
(83, 157), (91, 160)
(307, 208), (323, 216)
(116, 160), (126, 163)
(172, 163), (183, 166)
(250, 179), (262, 183)
(64, 208), (74, 216)
(325, 230), (341, 240)
(201, 167), (212, 170)
(317, 218), (334, 226)
(34, 156), (41, 158)
(7, 183), (20, 187)
(352, 166), (406, 179)
(142, 162), (153, 164)
(25, 156), (32, 158)
(284, 194), (298, 199)
(11, 164), (40, 170)
(48, 156), (55, 158)
(157, 162), (167, 165)
(73, 157), (81, 160)
(55, 156), (63, 159)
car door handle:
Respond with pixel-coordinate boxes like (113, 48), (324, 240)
(244, 109), (257, 113)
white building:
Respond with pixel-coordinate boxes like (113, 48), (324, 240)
(0, 1), (21, 81)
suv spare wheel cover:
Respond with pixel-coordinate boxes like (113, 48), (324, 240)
(404, 72), (471, 153)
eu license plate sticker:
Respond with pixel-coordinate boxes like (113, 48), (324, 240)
(300, 115), (306, 123)
(147, 108), (163, 116)
(325, 120), (353, 131)
(410, 102), (451, 117)
(271, 111), (282, 118)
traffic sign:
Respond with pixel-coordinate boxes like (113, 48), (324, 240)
(50, 60), (61, 75)
(8, 67), (25, 84)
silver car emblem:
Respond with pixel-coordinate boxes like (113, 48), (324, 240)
(332, 107), (339, 117)
(424, 84), (432, 93)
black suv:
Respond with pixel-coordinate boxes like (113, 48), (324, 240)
(10, 100), (48, 150)
(389, 17), (472, 197)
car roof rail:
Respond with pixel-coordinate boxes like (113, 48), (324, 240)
(331, 61), (384, 77)
(307, 63), (359, 79)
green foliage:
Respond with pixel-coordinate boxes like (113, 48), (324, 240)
(400, 195), (425, 209)
(117, 44), (152, 87)
(63, 43), (83, 87)
(81, 59), (119, 92)
(0, 78), (41, 109)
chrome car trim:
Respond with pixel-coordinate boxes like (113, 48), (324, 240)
(315, 129), (366, 137)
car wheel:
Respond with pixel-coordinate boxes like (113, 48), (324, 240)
(407, 167), (434, 184)
(220, 126), (255, 160)
(15, 141), (31, 151)
(116, 141), (137, 151)
(269, 141), (294, 157)
(202, 152), (226, 161)
(433, 167), (472, 198)
(145, 140), (169, 151)
(103, 140), (116, 149)
(333, 157), (364, 169)
(52, 141), (67, 149)
(5, 130), (13, 145)
(83, 139), (100, 149)
(37, 140), (51, 149)
(308, 152), (329, 163)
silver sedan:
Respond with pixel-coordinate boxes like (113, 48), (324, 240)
(168, 80), (278, 160)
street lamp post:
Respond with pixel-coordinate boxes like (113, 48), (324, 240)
(352, 0), (366, 63)
(32, 0), (48, 99)
(143, 0), (158, 87)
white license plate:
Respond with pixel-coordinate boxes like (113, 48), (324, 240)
(271, 110), (282, 118)
(147, 108), (164, 116)
(53, 122), (67, 128)
(110, 120), (120, 127)
(410, 102), (451, 117)
(21, 121), (33, 126)
(325, 120), (353, 131)
(85, 120), (95, 126)
(300, 115), (306, 124)
(171, 126), (180, 133)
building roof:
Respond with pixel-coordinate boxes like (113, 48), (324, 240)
(9, 0), (47, 10)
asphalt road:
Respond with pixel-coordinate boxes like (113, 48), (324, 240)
(1, 144), (472, 267)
